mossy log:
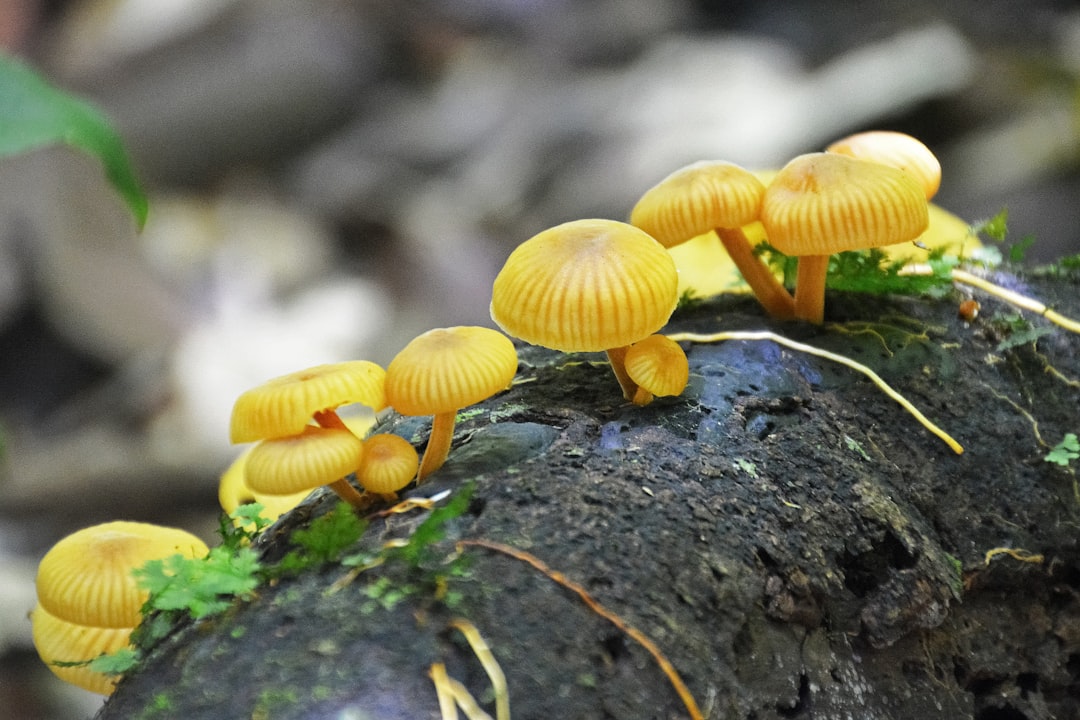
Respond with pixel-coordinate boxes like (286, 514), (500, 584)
(97, 270), (1080, 720)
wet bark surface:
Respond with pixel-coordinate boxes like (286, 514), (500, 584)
(97, 269), (1080, 720)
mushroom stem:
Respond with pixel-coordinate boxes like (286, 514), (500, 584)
(630, 387), (655, 406)
(312, 409), (371, 508)
(418, 411), (457, 482)
(793, 254), (830, 324)
(715, 227), (795, 319)
(326, 478), (370, 508)
(605, 346), (639, 402)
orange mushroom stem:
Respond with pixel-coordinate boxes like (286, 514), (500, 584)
(419, 412), (457, 482)
(791, 254), (831, 327)
(604, 346), (639, 402)
(311, 408), (369, 506)
(714, 227), (795, 319)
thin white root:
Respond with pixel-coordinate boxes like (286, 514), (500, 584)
(903, 264), (1080, 335)
(450, 619), (509, 720)
(430, 663), (460, 720)
(665, 330), (964, 455)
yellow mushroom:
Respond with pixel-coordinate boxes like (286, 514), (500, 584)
(357, 433), (420, 496)
(229, 360), (387, 507)
(760, 153), (929, 324)
(218, 445), (312, 522)
(243, 426), (366, 498)
(229, 360), (386, 443)
(490, 218), (678, 402)
(623, 334), (690, 406)
(825, 130), (942, 200)
(35, 521), (209, 629)
(32, 521), (209, 695)
(631, 161), (794, 319)
(385, 326), (518, 482)
(30, 604), (132, 695)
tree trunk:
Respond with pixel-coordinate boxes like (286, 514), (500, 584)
(96, 270), (1080, 720)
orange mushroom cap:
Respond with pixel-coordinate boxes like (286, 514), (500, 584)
(826, 130), (941, 200)
(385, 326), (518, 417)
(244, 425), (365, 496)
(357, 433), (420, 494)
(629, 161), (765, 248)
(229, 360), (386, 444)
(624, 334), (690, 400)
(760, 152), (929, 257)
(490, 219), (678, 352)
(35, 521), (209, 629)
(30, 604), (132, 695)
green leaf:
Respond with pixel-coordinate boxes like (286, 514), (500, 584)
(1045, 433), (1079, 467)
(971, 207), (1009, 243)
(88, 647), (140, 676)
(0, 53), (147, 228)
(1008, 235), (1036, 264)
(134, 546), (262, 619)
(278, 502), (367, 574)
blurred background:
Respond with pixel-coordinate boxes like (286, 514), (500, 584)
(2, 0), (1080, 716)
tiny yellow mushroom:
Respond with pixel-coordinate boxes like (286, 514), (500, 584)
(490, 218), (678, 402)
(760, 153), (929, 324)
(357, 433), (420, 496)
(623, 334), (690, 406)
(386, 326), (518, 482)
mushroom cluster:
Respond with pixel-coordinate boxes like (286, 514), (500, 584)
(229, 360), (387, 508)
(634, 130), (940, 323)
(31, 522), (208, 694)
(30, 127), (970, 701)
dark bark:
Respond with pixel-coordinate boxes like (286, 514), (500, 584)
(97, 269), (1080, 720)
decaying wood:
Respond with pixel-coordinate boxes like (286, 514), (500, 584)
(97, 270), (1080, 720)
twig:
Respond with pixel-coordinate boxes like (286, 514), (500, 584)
(902, 264), (1080, 335)
(665, 330), (964, 454)
(430, 663), (460, 720)
(449, 619), (509, 720)
(459, 539), (704, 720)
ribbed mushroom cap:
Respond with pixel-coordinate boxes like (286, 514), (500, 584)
(230, 360), (386, 444)
(30, 604), (132, 694)
(218, 446), (310, 520)
(385, 326), (518, 416)
(624, 334), (690, 398)
(490, 219), (679, 352)
(630, 161), (766, 247)
(36, 522), (209, 629)
(244, 425), (365, 496)
(357, 433), (420, 494)
(826, 130), (941, 200)
(760, 153), (929, 257)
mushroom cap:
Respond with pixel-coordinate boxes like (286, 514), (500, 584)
(218, 446), (311, 520)
(490, 219), (679, 352)
(357, 433), (420, 494)
(30, 604), (132, 694)
(385, 326), (518, 416)
(230, 360), (387, 444)
(624, 334), (690, 398)
(36, 522), (209, 628)
(760, 153), (929, 257)
(244, 425), (365, 496)
(826, 130), (941, 200)
(630, 161), (766, 248)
